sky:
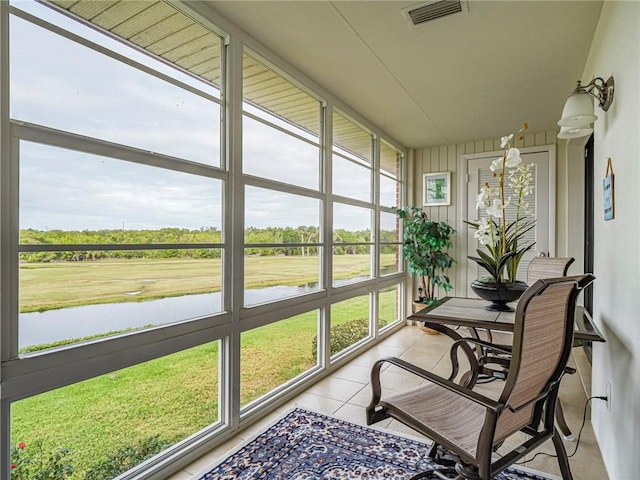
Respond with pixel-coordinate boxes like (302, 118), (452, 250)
(11, 0), (393, 233)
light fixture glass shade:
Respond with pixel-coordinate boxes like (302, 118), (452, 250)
(557, 125), (593, 139)
(557, 90), (598, 127)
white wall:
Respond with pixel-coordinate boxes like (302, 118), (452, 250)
(582, 2), (640, 478)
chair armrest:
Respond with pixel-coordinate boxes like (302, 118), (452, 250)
(370, 356), (504, 413)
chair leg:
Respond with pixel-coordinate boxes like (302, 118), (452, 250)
(555, 400), (574, 441)
(552, 428), (574, 480)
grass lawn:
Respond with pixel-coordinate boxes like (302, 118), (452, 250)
(12, 257), (399, 478)
(19, 254), (390, 312)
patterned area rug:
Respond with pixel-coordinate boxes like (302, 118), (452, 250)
(200, 408), (556, 479)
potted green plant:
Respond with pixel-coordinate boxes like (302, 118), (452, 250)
(397, 207), (456, 331)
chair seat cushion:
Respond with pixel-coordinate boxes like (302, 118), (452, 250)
(381, 382), (486, 460)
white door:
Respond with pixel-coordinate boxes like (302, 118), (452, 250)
(465, 150), (554, 297)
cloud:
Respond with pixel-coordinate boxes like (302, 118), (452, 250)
(11, 4), (376, 234)
(20, 143), (222, 231)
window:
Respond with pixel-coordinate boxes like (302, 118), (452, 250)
(8, 2), (226, 472)
(2, 1), (407, 478)
(10, 6), (222, 167)
(244, 186), (321, 306)
(242, 51), (323, 306)
(240, 311), (319, 408)
(332, 202), (373, 285)
(379, 140), (404, 277)
(332, 111), (372, 202)
(379, 283), (403, 332)
(331, 111), (375, 287)
(11, 342), (220, 478)
(330, 295), (370, 358)
(243, 52), (321, 189)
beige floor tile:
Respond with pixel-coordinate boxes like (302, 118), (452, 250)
(377, 327), (421, 348)
(377, 366), (425, 391)
(347, 383), (374, 407)
(280, 391), (344, 414)
(349, 344), (407, 367)
(333, 402), (369, 426)
(306, 376), (367, 401)
(331, 362), (372, 384)
(399, 345), (448, 370)
(174, 326), (608, 480)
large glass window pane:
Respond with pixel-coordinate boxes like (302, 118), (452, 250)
(244, 186), (321, 305)
(380, 244), (401, 276)
(243, 51), (321, 189)
(379, 284), (402, 332)
(333, 203), (372, 240)
(332, 154), (371, 202)
(330, 295), (370, 357)
(333, 245), (371, 286)
(243, 53), (320, 138)
(19, 142), (222, 235)
(243, 115), (319, 189)
(11, 342), (219, 478)
(333, 203), (372, 286)
(380, 140), (401, 178)
(244, 248), (321, 306)
(380, 211), (401, 276)
(245, 186), (320, 234)
(333, 110), (372, 165)
(10, 13), (221, 166)
(240, 311), (319, 407)
(19, 249), (223, 353)
(380, 211), (400, 244)
(380, 174), (401, 209)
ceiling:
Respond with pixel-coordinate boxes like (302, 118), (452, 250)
(207, 0), (603, 149)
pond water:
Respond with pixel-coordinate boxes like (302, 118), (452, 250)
(19, 276), (372, 348)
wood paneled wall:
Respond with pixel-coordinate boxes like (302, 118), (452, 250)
(411, 130), (558, 297)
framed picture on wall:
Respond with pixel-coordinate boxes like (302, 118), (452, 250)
(423, 171), (451, 206)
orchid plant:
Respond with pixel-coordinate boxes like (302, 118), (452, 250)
(466, 124), (536, 284)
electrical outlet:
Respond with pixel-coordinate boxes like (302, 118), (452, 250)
(606, 381), (612, 412)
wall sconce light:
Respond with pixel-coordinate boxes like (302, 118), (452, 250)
(557, 76), (615, 139)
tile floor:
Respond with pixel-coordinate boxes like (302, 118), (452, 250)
(168, 325), (609, 480)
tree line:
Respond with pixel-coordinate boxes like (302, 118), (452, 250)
(20, 226), (398, 262)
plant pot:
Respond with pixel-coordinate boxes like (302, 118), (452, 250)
(470, 280), (528, 312)
(412, 301), (439, 335)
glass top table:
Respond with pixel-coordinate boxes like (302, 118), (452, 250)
(408, 296), (605, 344)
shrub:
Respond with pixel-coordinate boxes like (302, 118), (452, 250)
(83, 435), (172, 480)
(312, 318), (388, 357)
(10, 439), (74, 480)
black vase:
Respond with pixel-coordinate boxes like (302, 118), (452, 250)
(470, 279), (528, 312)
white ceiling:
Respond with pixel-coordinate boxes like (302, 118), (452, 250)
(207, 0), (603, 148)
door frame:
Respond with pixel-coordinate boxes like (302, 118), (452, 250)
(458, 144), (556, 295)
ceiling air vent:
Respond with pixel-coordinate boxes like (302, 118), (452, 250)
(403, 0), (465, 26)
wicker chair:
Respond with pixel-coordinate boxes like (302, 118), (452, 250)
(367, 274), (594, 480)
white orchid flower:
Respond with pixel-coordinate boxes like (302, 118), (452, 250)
(475, 184), (497, 209)
(486, 198), (504, 218)
(474, 228), (493, 246)
(500, 134), (513, 148)
(490, 158), (503, 173)
(504, 148), (522, 168)
(473, 218), (494, 246)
